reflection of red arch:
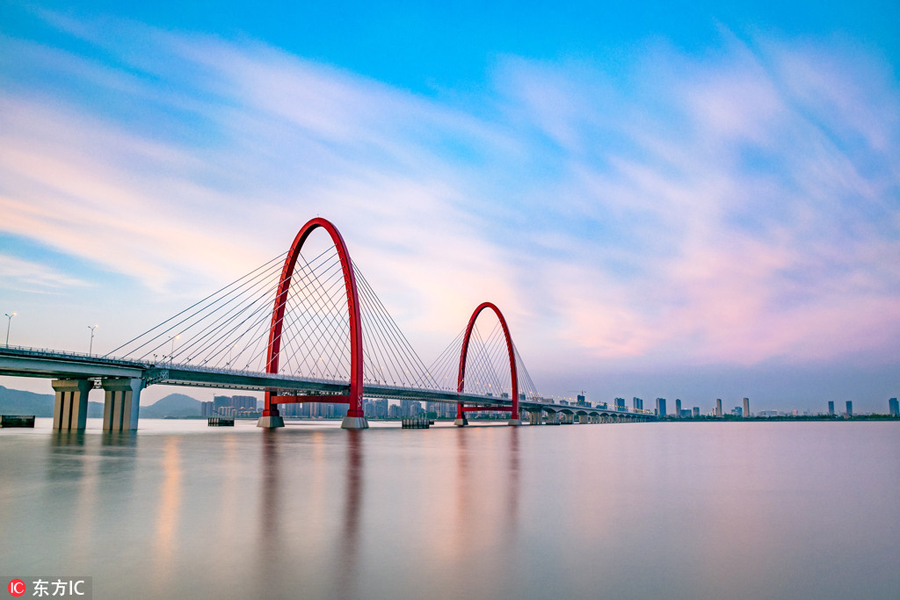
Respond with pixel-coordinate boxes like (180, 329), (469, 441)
(262, 218), (364, 420)
(456, 302), (519, 421)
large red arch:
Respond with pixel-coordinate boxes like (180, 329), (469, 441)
(456, 302), (520, 423)
(261, 218), (364, 423)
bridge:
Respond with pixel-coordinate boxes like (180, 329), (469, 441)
(0, 218), (654, 432)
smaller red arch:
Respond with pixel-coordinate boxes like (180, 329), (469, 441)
(456, 302), (520, 422)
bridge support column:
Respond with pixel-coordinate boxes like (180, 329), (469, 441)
(526, 410), (542, 425)
(257, 396), (285, 429)
(341, 415), (369, 429)
(545, 411), (559, 425)
(52, 379), (92, 432)
(101, 378), (143, 431)
(454, 403), (468, 427)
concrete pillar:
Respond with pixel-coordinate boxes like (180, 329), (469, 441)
(545, 411), (559, 425)
(101, 378), (144, 431)
(52, 379), (92, 432)
(526, 409), (543, 425)
(341, 416), (369, 429)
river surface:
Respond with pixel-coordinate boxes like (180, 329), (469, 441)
(1, 419), (899, 599)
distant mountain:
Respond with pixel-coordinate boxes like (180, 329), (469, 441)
(0, 385), (104, 418)
(141, 393), (202, 418)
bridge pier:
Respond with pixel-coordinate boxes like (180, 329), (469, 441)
(101, 378), (143, 431)
(341, 415), (369, 429)
(257, 406), (285, 428)
(52, 379), (92, 432)
(525, 409), (542, 425)
(544, 411), (559, 425)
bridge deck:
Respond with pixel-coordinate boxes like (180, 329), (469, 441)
(0, 346), (654, 417)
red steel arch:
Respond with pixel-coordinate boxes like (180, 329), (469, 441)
(456, 302), (520, 422)
(261, 218), (364, 421)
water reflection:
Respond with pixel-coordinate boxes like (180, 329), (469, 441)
(255, 429), (364, 599)
(152, 437), (182, 594)
(334, 430), (363, 600)
(257, 430), (284, 596)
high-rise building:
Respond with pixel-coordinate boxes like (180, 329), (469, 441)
(743, 397), (750, 418)
(716, 398), (723, 418)
(828, 401), (835, 416)
(692, 407), (700, 418)
(845, 401), (853, 417)
(656, 398), (666, 417)
(633, 397), (643, 411)
(233, 395), (257, 410)
(889, 398), (899, 417)
(615, 398), (626, 411)
(675, 398), (682, 418)
(731, 406), (743, 417)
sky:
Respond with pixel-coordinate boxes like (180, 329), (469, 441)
(1, 0), (898, 412)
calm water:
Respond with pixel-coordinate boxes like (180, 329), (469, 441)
(1, 419), (899, 599)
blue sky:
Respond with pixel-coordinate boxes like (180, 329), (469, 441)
(1, 0), (898, 411)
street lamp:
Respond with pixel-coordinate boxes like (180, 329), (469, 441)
(88, 324), (99, 355)
(169, 334), (180, 364)
(4, 312), (16, 347)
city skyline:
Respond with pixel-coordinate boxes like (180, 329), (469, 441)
(1, 1), (898, 411)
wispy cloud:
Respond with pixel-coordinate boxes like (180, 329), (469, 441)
(0, 253), (90, 292)
(0, 16), (897, 374)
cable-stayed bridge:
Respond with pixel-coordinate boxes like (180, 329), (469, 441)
(0, 218), (654, 431)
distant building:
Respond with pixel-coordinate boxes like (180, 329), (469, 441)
(656, 398), (667, 417)
(200, 401), (214, 417)
(213, 395), (232, 411)
(846, 401), (853, 417)
(889, 398), (899, 417)
(828, 401), (835, 416)
(232, 395), (257, 410)
(675, 398), (682, 418)
(731, 406), (743, 417)
(692, 407), (700, 418)
(576, 394), (587, 406)
(743, 397), (750, 418)
(615, 398), (626, 411)
(715, 398), (723, 418)
(681, 409), (692, 418)
(632, 397), (643, 411)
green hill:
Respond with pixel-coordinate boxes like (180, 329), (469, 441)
(0, 385), (203, 419)
(0, 385), (104, 417)
(141, 393), (202, 418)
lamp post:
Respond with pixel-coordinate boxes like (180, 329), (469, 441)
(4, 312), (15, 347)
(169, 335), (180, 364)
(88, 324), (98, 355)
